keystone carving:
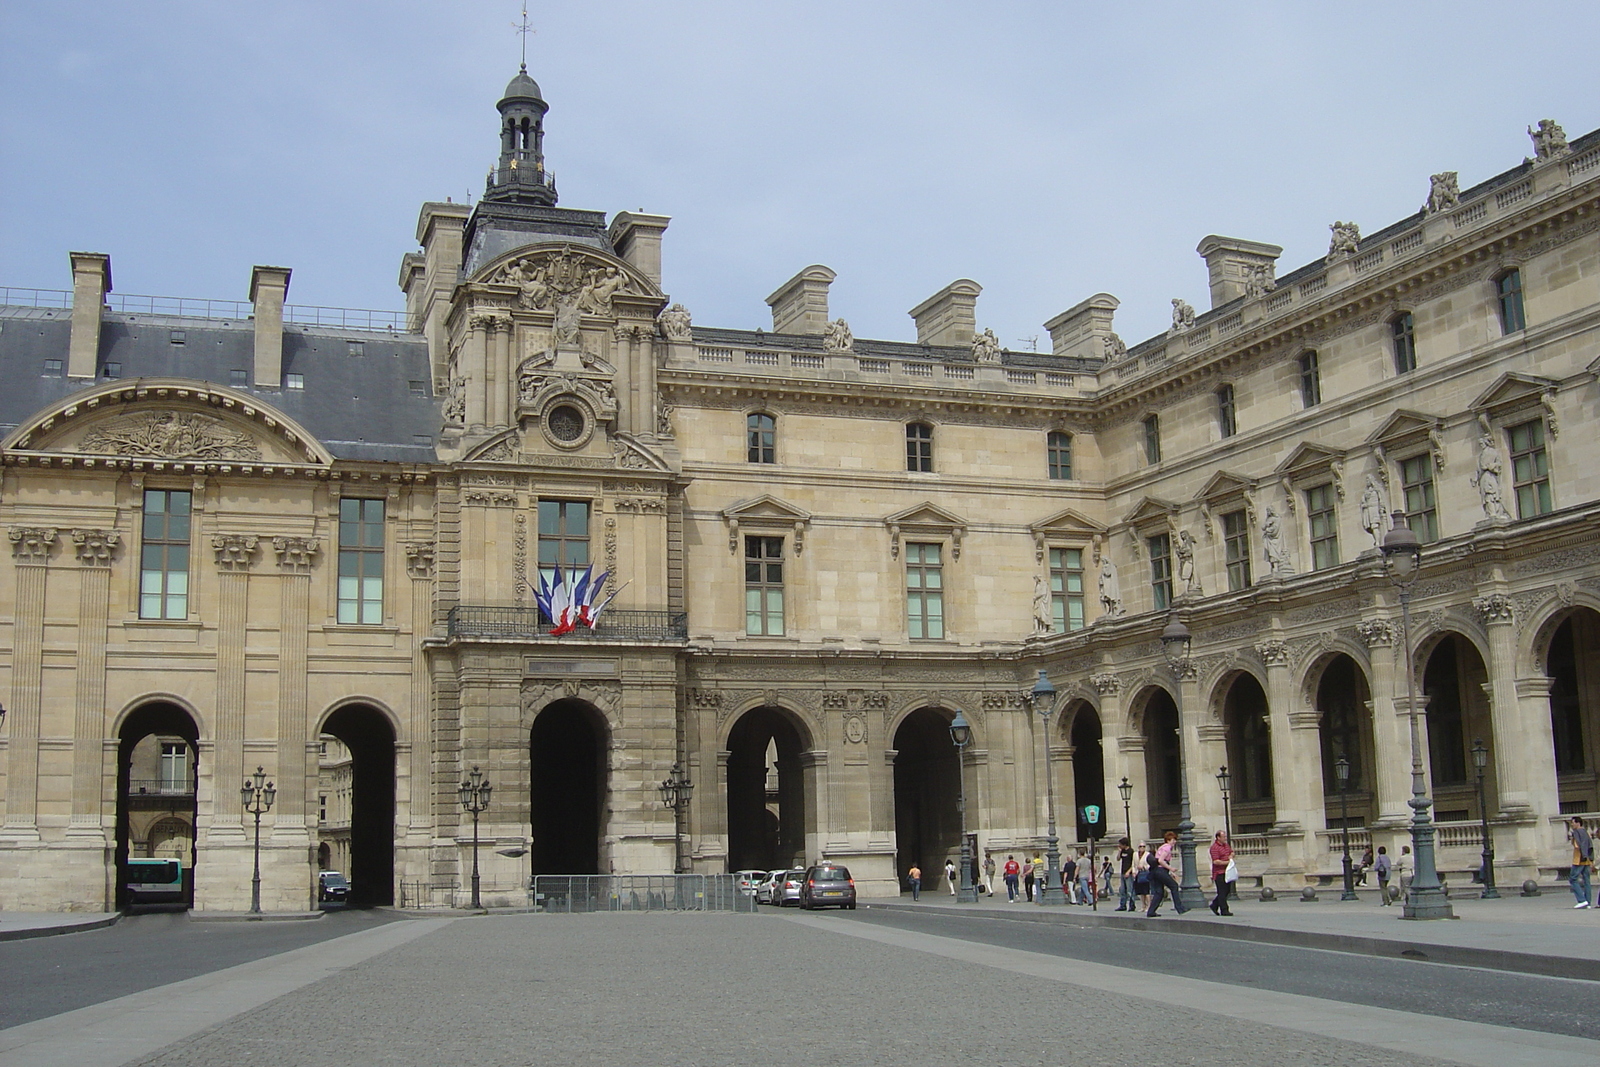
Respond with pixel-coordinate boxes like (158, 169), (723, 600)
(1090, 673), (1122, 696)
(1472, 593), (1515, 625)
(72, 528), (120, 566)
(1255, 640), (1290, 666)
(1356, 619), (1395, 648)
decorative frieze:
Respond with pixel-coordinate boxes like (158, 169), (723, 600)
(79, 411), (263, 461)
(9, 527), (57, 564)
(273, 536), (320, 572)
(71, 528), (119, 566)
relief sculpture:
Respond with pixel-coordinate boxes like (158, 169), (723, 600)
(80, 412), (262, 461)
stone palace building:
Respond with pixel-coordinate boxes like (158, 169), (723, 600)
(2, 69), (1597, 909)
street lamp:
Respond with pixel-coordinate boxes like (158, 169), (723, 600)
(1471, 739), (1499, 899)
(1335, 756), (1357, 901)
(948, 709), (977, 903)
(658, 762), (694, 874)
(1160, 612), (1205, 911)
(1380, 510), (1453, 919)
(240, 766), (276, 914)
(1216, 766), (1233, 842)
(1118, 776), (1133, 843)
(1030, 670), (1066, 905)
(459, 765), (492, 909)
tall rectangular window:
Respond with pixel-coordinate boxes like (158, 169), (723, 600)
(1049, 547), (1085, 633)
(140, 489), (191, 619)
(1400, 453), (1439, 543)
(745, 536), (784, 635)
(1148, 532), (1173, 611)
(1222, 509), (1252, 591)
(338, 498), (385, 624)
(159, 743), (188, 793)
(538, 500), (590, 586)
(1298, 351), (1321, 407)
(906, 422), (933, 472)
(1391, 313), (1417, 374)
(1046, 431), (1072, 480)
(1306, 483), (1339, 570)
(906, 542), (944, 639)
(1508, 419), (1552, 518)
(1496, 270), (1526, 334)
(747, 413), (775, 464)
(1143, 415), (1161, 465)
(1216, 385), (1236, 438)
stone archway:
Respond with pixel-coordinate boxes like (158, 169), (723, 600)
(1544, 607), (1600, 812)
(320, 704), (397, 906)
(1140, 689), (1181, 839)
(1315, 654), (1376, 827)
(892, 707), (961, 886)
(529, 699), (609, 875)
(116, 702), (199, 909)
(1220, 673), (1275, 832)
(1067, 702), (1106, 842)
(1422, 633), (1496, 822)
(726, 706), (811, 872)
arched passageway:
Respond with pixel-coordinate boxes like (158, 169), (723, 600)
(1422, 634), (1495, 822)
(1221, 673), (1275, 833)
(1547, 608), (1600, 812)
(726, 706), (809, 872)
(116, 702), (199, 909)
(529, 699), (608, 875)
(1067, 703), (1105, 842)
(1316, 655), (1375, 827)
(892, 708), (961, 883)
(321, 705), (396, 905)
(1141, 689), (1181, 840)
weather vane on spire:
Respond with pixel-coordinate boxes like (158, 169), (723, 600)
(515, 2), (533, 72)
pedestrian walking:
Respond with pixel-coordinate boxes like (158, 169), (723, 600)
(945, 858), (958, 895)
(984, 854), (996, 895)
(1569, 817), (1594, 908)
(1133, 841), (1152, 912)
(1077, 848), (1094, 905)
(1373, 846), (1392, 905)
(1099, 855), (1114, 902)
(907, 864), (921, 901)
(1061, 852), (1077, 904)
(1356, 846), (1374, 886)
(1023, 857), (1036, 902)
(1116, 837), (1137, 911)
(1145, 832), (1187, 916)
(1208, 830), (1234, 916)
(1003, 854), (1021, 901)
(1396, 844), (1413, 902)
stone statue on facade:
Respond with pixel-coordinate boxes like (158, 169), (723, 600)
(1032, 574), (1052, 632)
(1425, 172), (1460, 215)
(1359, 474), (1388, 548)
(972, 328), (1001, 364)
(1170, 299), (1196, 333)
(656, 401), (674, 437)
(1243, 263), (1276, 298)
(1175, 528), (1200, 597)
(1261, 505), (1293, 576)
(1328, 221), (1361, 259)
(823, 318), (854, 353)
(658, 303), (692, 342)
(1471, 430), (1511, 520)
(1103, 332), (1127, 359)
(578, 266), (628, 314)
(1528, 119), (1570, 162)
(1097, 555), (1123, 618)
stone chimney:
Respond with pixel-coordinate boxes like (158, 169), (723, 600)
(908, 279), (981, 347)
(249, 266), (292, 389)
(67, 252), (111, 379)
(766, 265), (835, 335)
(1043, 293), (1119, 360)
(608, 212), (671, 288)
(413, 201), (472, 383)
(1195, 235), (1283, 308)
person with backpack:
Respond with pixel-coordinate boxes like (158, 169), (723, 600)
(1570, 817), (1595, 908)
(945, 858), (958, 896)
(1373, 846), (1392, 905)
(1115, 838), (1137, 911)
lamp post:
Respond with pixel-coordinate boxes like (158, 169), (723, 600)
(658, 762), (694, 874)
(1030, 670), (1066, 905)
(1118, 776), (1133, 843)
(948, 710), (977, 903)
(1335, 757), (1357, 901)
(1160, 612), (1205, 911)
(1471, 739), (1499, 899)
(1380, 510), (1454, 919)
(240, 766), (275, 914)
(459, 765), (492, 909)
(1216, 766), (1233, 842)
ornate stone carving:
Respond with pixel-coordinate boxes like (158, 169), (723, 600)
(443, 373), (466, 425)
(1357, 619), (1395, 648)
(463, 491), (518, 507)
(972, 328), (1001, 364)
(1096, 555), (1123, 618)
(80, 412), (262, 461)
(658, 303), (692, 342)
(1103, 333), (1127, 360)
(405, 541), (436, 579)
(476, 437), (518, 463)
(1472, 593), (1514, 625)
(690, 689), (723, 708)
(1175, 529), (1200, 597)
(1169, 299), (1196, 333)
(1090, 673), (1122, 696)
(823, 318), (853, 354)
(1261, 505), (1294, 577)
(1359, 475), (1388, 549)
(604, 515), (617, 573)
(1543, 389), (1559, 439)
(1255, 639), (1289, 666)
(1031, 574), (1051, 632)
(656, 402), (674, 437)
(212, 534), (258, 569)
(1425, 171), (1460, 214)
(72, 528), (120, 566)
(9, 526), (57, 563)
(1243, 263), (1276, 297)
(1328, 221), (1361, 258)
(494, 249), (641, 318)
(272, 536), (319, 571)
(1471, 425), (1511, 520)
(1528, 119), (1569, 162)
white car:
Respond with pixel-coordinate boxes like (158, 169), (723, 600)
(733, 869), (767, 897)
(756, 870), (783, 904)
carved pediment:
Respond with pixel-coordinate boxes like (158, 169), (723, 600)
(1275, 442), (1345, 478)
(1029, 507), (1105, 540)
(1365, 409), (1444, 447)
(1, 380), (333, 467)
(1470, 373), (1559, 417)
(475, 244), (664, 310)
(884, 502), (968, 559)
(724, 494), (813, 554)
(1194, 470), (1254, 503)
(1121, 496), (1180, 528)
(465, 431), (522, 463)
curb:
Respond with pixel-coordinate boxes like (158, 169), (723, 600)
(188, 911), (326, 923)
(864, 901), (1596, 982)
(0, 913), (120, 942)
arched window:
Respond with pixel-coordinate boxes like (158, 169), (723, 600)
(747, 413), (775, 464)
(1391, 313), (1417, 374)
(1046, 431), (1072, 480)
(906, 422), (934, 473)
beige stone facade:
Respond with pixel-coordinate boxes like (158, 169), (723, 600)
(2, 77), (1598, 910)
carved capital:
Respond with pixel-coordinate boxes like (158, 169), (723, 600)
(9, 527), (57, 564)
(72, 528), (120, 567)
(1254, 639), (1290, 666)
(273, 536), (320, 572)
(212, 534), (259, 570)
(690, 689), (723, 708)
(1356, 619), (1395, 648)
(405, 541), (436, 579)
(1090, 673), (1122, 696)
(1472, 593), (1515, 625)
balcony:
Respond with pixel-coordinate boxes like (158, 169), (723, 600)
(127, 779), (195, 797)
(446, 605), (687, 642)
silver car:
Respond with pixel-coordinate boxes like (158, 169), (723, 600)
(773, 868), (806, 907)
(756, 870), (783, 904)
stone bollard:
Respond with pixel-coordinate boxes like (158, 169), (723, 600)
(1520, 879), (1541, 897)
(1259, 886), (1276, 902)
(1300, 886), (1318, 902)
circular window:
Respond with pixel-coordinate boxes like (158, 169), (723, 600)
(547, 405), (584, 442)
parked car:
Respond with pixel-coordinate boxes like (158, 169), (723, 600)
(733, 869), (767, 897)
(773, 868), (807, 907)
(800, 864), (857, 910)
(318, 870), (351, 906)
(756, 870), (783, 904)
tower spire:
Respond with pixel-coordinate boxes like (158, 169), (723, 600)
(516, 2), (533, 73)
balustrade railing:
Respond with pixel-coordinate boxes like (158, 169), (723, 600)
(530, 874), (755, 913)
(447, 605), (687, 641)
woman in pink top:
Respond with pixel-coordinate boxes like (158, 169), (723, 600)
(1209, 831), (1234, 916)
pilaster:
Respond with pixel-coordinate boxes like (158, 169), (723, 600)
(1473, 593), (1543, 819)
(211, 534), (257, 832)
(274, 537), (318, 833)
(69, 528), (120, 839)
(406, 542), (435, 837)
(1359, 616), (1413, 827)
(4, 527), (57, 838)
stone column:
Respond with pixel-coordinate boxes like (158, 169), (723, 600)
(637, 326), (659, 440)
(273, 538), (319, 835)
(1473, 594), (1544, 819)
(69, 529), (120, 840)
(4, 527), (57, 839)
(1514, 676), (1558, 869)
(1094, 674), (1145, 840)
(465, 313), (493, 431)
(611, 324), (638, 436)
(211, 534), (258, 835)
(1260, 639), (1319, 875)
(490, 317), (512, 429)
(1359, 618), (1412, 827)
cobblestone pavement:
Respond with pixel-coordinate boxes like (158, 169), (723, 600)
(124, 912), (1497, 1067)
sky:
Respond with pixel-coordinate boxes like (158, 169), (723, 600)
(2, 1), (1597, 349)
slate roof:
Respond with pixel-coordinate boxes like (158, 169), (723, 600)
(0, 305), (441, 463)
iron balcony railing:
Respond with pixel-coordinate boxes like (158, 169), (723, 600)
(0, 287), (413, 333)
(127, 778), (196, 797)
(446, 605), (687, 642)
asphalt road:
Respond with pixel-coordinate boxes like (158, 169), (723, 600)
(835, 904), (1600, 1040)
(0, 909), (403, 1030)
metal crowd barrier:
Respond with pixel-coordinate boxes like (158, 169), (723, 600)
(530, 874), (755, 913)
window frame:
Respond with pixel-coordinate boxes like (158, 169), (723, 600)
(1147, 532), (1173, 611)
(746, 412), (776, 464)
(537, 499), (591, 589)
(905, 541), (945, 640)
(905, 422), (934, 473)
(1305, 483), (1340, 570)
(1495, 269), (1526, 335)
(1142, 414), (1161, 465)
(337, 497), (387, 625)
(1221, 509), (1252, 591)
(1048, 545), (1086, 633)
(1399, 452), (1439, 543)
(744, 534), (785, 636)
(1216, 384), (1237, 439)
(1390, 313), (1417, 375)
(139, 488), (192, 620)
(1046, 431), (1072, 481)
(1298, 350), (1321, 408)
(1508, 418), (1553, 518)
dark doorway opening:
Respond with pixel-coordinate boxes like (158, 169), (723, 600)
(726, 706), (808, 872)
(530, 699), (607, 875)
(1548, 609), (1600, 812)
(116, 703), (199, 910)
(1069, 704), (1106, 841)
(321, 705), (396, 906)
(893, 708), (961, 885)
(1222, 673), (1275, 832)
(1142, 689), (1181, 839)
